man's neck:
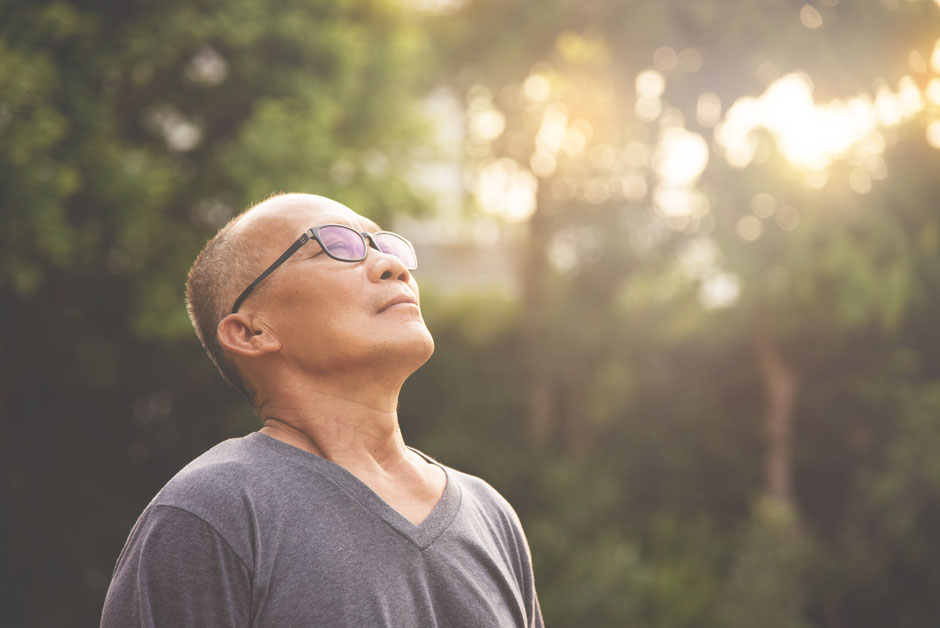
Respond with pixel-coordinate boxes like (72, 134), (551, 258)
(258, 390), (446, 526)
(258, 387), (407, 467)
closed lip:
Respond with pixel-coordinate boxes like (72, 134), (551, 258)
(378, 294), (419, 312)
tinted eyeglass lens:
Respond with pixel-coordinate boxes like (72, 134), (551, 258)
(374, 232), (417, 269)
(319, 225), (367, 261)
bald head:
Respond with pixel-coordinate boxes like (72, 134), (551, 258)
(233, 193), (377, 237)
(186, 193), (363, 399)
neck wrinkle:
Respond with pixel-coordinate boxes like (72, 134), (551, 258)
(257, 386), (410, 472)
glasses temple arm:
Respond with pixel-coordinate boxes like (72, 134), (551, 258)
(230, 232), (311, 314)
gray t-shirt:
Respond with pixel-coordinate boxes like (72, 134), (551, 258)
(102, 432), (543, 627)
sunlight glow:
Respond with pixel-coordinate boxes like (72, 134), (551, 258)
(678, 239), (740, 309)
(715, 72), (928, 173)
(536, 103), (569, 155)
(475, 158), (538, 222)
(715, 97), (760, 168)
(653, 128), (709, 186)
(653, 187), (710, 218)
(700, 273), (741, 309)
(524, 73), (552, 102)
(650, 126), (710, 219)
(927, 79), (940, 106)
(927, 121), (940, 150)
(530, 102), (570, 178)
(399, 0), (466, 12)
(468, 91), (506, 143)
(636, 69), (666, 99)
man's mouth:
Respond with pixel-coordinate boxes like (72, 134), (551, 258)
(379, 294), (419, 312)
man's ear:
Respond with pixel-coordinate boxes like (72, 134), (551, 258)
(217, 314), (281, 357)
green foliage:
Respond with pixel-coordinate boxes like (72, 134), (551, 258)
(420, 1), (940, 626)
(4, 0), (940, 626)
(0, 0), (430, 624)
(717, 499), (810, 628)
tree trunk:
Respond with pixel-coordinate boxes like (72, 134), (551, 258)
(521, 198), (553, 446)
(753, 315), (798, 508)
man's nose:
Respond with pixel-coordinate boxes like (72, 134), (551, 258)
(367, 245), (411, 282)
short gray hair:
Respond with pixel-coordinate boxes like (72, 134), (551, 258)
(185, 212), (262, 401)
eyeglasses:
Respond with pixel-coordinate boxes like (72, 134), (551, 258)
(231, 224), (418, 313)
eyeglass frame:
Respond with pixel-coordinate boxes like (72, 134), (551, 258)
(230, 224), (418, 314)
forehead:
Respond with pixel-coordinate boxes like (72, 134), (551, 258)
(238, 195), (381, 244)
(306, 203), (382, 233)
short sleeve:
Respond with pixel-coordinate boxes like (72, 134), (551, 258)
(504, 505), (543, 628)
(101, 505), (252, 628)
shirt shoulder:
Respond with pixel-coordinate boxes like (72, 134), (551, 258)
(152, 435), (263, 513)
(143, 434), (288, 562)
(102, 503), (252, 627)
(448, 465), (520, 520)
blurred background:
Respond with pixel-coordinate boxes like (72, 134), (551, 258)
(3, 0), (940, 626)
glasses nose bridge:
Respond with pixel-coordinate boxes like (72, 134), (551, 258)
(361, 231), (382, 252)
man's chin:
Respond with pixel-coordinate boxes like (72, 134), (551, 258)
(398, 328), (435, 370)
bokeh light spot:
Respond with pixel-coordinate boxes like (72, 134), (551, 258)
(736, 215), (764, 241)
(751, 192), (777, 218)
(696, 92), (722, 128)
(776, 205), (801, 230)
(535, 103), (569, 157)
(530, 151), (557, 178)
(653, 47), (678, 72)
(635, 97), (663, 122)
(926, 120), (940, 149)
(908, 50), (928, 73)
(469, 108), (506, 142)
(562, 120), (593, 156)
(700, 273), (741, 309)
(716, 72), (924, 176)
(800, 5), (823, 29)
(654, 187), (709, 218)
(679, 48), (703, 72)
(475, 158), (538, 221)
(524, 73), (552, 102)
(926, 78), (940, 106)
(653, 128), (709, 186)
(636, 69), (666, 99)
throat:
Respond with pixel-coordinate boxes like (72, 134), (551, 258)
(359, 463), (447, 526)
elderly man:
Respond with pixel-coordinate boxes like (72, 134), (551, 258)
(101, 193), (543, 627)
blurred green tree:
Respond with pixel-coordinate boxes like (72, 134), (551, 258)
(416, 0), (940, 625)
(0, 0), (431, 624)
(4, 0), (940, 626)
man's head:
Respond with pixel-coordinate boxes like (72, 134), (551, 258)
(185, 193), (434, 403)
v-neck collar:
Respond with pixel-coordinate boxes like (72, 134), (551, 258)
(250, 432), (461, 550)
